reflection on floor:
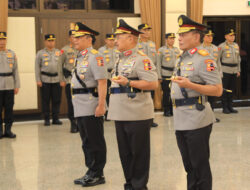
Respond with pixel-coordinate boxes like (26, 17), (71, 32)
(0, 108), (250, 190)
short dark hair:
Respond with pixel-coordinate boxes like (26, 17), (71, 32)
(86, 34), (96, 45)
(191, 30), (204, 43)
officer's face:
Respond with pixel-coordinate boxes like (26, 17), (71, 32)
(225, 34), (235, 43)
(105, 39), (115, 48)
(69, 35), (75, 45)
(178, 31), (200, 51)
(140, 29), (151, 38)
(203, 35), (213, 44)
(115, 34), (133, 52)
(0, 39), (7, 50)
(166, 37), (175, 47)
(74, 35), (92, 50)
(45, 40), (55, 49)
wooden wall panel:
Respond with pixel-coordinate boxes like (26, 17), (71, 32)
(0, 0), (8, 31)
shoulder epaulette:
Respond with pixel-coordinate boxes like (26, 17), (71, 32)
(198, 49), (209, 56)
(91, 49), (98, 55)
(137, 50), (146, 56)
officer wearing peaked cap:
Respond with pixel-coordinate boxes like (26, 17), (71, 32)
(108, 19), (158, 190)
(0, 32), (20, 139)
(157, 33), (180, 117)
(218, 28), (241, 114)
(98, 33), (119, 120)
(60, 30), (78, 133)
(202, 29), (222, 122)
(35, 34), (65, 126)
(72, 22), (107, 187)
(171, 15), (222, 190)
(137, 23), (158, 127)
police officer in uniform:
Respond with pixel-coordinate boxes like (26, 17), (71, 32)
(35, 34), (65, 126)
(72, 22), (107, 187)
(108, 19), (158, 190)
(171, 15), (222, 190)
(98, 34), (119, 120)
(0, 32), (20, 139)
(61, 30), (78, 133)
(157, 33), (180, 116)
(137, 23), (158, 127)
(202, 29), (222, 122)
(218, 29), (241, 114)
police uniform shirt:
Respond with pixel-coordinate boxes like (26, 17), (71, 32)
(0, 49), (20, 90)
(202, 43), (223, 77)
(157, 45), (180, 79)
(71, 47), (107, 117)
(137, 40), (157, 65)
(108, 48), (158, 121)
(61, 45), (78, 84)
(98, 45), (119, 78)
(171, 47), (222, 130)
(35, 48), (63, 83)
(218, 41), (241, 74)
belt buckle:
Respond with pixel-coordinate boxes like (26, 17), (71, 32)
(172, 98), (176, 108)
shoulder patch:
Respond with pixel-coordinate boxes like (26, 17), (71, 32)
(60, 49), (64, 55)
(96, 57), (104, 66)
(198, 49), (209, 56)
(137, 50), (146, 56)
(205, 59), (215, 72)
(149, 43), (155, 47)
(190, 48), (197, 54)
(91, 49), (98, 55)
(143, 59), (152, 71)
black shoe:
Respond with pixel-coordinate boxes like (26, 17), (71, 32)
(0, 126), (3, 139)
(44, 120), (50, 126)
(229, 107), (238, 113)
(164, 111), (173, 117)
(223, 108), (230, 114)
(4, 131), (16, 138)
(74, 175), (88, 185)
(216, 118), (220, 123)
(124, 183), (133, 190)
(52, 119), (63, 125)
(151, 122), (158, 127)
(81, 176), (105, 187)
(70, 121), (78, 133)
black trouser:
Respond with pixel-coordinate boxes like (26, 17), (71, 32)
(77, 116), (106, 177)
(161, 79), (172, 113)
(115, 119), (152, 190)
(41, 82), (62, 120)
(65, 83), (74, 121)
(176, 124), (213, 190)
(106, 80), (111, 106)
(0, 90), (14, 126)
(222, 72), (237, 109)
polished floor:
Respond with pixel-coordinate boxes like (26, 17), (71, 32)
(0, 108), (250, 190)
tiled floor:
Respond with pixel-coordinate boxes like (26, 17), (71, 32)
(0, 108), (250, 190)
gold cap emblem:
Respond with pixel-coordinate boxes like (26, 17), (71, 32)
(178, 18), (183, 26)
(75, 24), (79, 31)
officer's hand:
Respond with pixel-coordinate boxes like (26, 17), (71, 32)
(237, 72), (240, 77)
(159, 80), (162, 83)
(112, 75), (129, 86)
(60, 81), (66, 87)
(37, 82), (42, 87)
(95, 105), (106, 117)
(14, 88), (19, 95)
(172, 76), (191, 88)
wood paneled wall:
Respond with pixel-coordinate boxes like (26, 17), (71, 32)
(0, 0), (8, 31)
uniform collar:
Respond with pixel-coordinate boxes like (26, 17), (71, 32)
(79, 46), (92, 57)
(166, 45), (174, 49)
(121, 47), (137, 58)
(202, 42), (212, 47)
(45, 48), (55, 52)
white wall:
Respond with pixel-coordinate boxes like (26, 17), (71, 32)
(7, 17), (37, 110)
(204, 0), (250, 16)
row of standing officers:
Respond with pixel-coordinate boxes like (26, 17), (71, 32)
(0, 15), (241, 190)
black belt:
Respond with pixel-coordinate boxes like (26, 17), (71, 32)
(221, 62), (238, 67)
(0, 72), (13, 76)
(41, 71), (58, 77)
(107, 68), (113, 72)
(161, 66), (174, 71)
(162, 75), (171, 79)
(72, 87), (98, 97)
(110, 87), (150, 94)
(174, 97), (198, 107)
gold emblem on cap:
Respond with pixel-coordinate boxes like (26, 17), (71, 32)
(178, 17), (183, 26)
(0, 33), (3, 37)
(50, 35), (53, 38)
(231, 29), (234, 32)
(116, 22), (120, 28)
(75, 25), (79, 31)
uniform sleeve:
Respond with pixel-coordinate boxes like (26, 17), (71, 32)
(135, 55), (158, 82)
(90, 54), (108, 80)
(156, 48), (163, 79)
(217, 43), (223, 64)
(237, 45), (241, 73)
(215, 46), (223, 78)
(35, 51), (41, 82)
(148, 42), (157, 65)
(198, 56), (222, 85)
(13, 53), (20, 88)
(57, 53), (64, 82)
